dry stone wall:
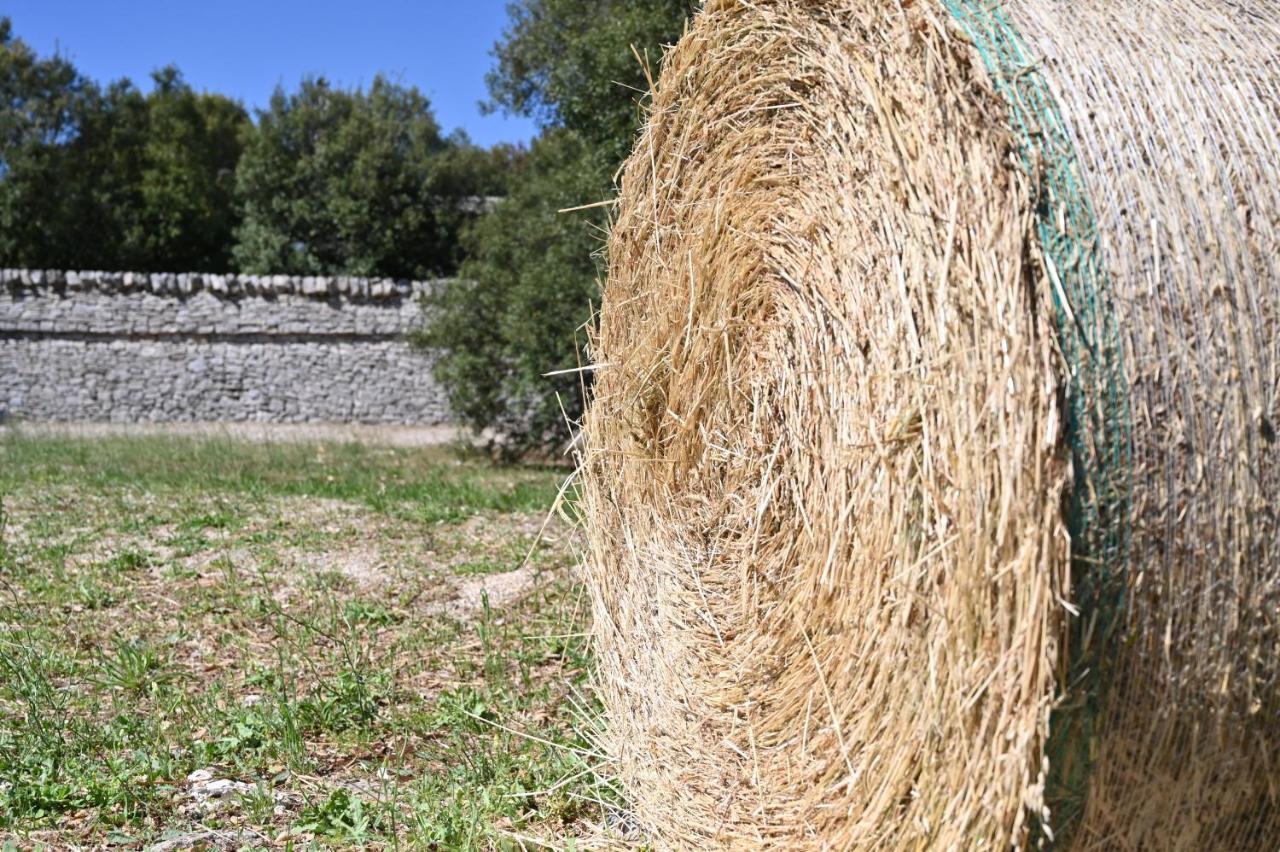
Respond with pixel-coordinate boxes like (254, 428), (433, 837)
(0, 270), (451, 424)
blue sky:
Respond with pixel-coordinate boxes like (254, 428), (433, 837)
(2, 1), (539, 147)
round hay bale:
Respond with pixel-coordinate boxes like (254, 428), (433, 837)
(579, 0), (1280, 848)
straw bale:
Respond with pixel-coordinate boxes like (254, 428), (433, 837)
(579, 1), (1280, 847)
(998, 2), (1280, 847)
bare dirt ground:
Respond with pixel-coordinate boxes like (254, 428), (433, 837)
(0, 420), (465, 448)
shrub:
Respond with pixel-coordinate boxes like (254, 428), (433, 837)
(416, 131), (606, 457)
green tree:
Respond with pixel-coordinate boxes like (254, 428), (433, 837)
(487, 0), (695, 163)
(422, 0), (692, 454)
(52, 79), (148, 269)
(66, 70), (249, 272)
(233, 76), (485, 279)
(0, 16), (96, 266)
(0, 17), (83, 156)
(127, 68), (250, 271)
(1, 21), (249, 271)
(0, 61), (151, 269)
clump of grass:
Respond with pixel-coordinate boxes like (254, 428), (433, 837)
(96, 637), (178, 696)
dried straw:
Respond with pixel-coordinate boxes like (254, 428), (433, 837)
(579, 1), (1279, 847)
(995, 2), (1280, 847)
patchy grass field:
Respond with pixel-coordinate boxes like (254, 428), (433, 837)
(0, 431), (613, 849)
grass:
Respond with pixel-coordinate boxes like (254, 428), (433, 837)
(0, 430), (615, 849)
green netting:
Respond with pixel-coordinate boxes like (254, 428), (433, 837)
(941, 1), (1134, 843)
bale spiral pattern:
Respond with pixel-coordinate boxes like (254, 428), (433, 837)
(580, 1), (1280, 847)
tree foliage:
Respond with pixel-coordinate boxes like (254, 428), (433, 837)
(233, 77), (499, 279)
(0, 17), (96, 266)
(417, 130), (605, 453)
(130, 69), (250, 271)
(487, 0), (695, 163)
(0, 17), (83, 158)
(0, 21), (250, 272)
(423, 0), (692, 454)
(0, 18), (500, 277)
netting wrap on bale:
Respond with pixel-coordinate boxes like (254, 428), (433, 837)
(579, 0), (1279, 848)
